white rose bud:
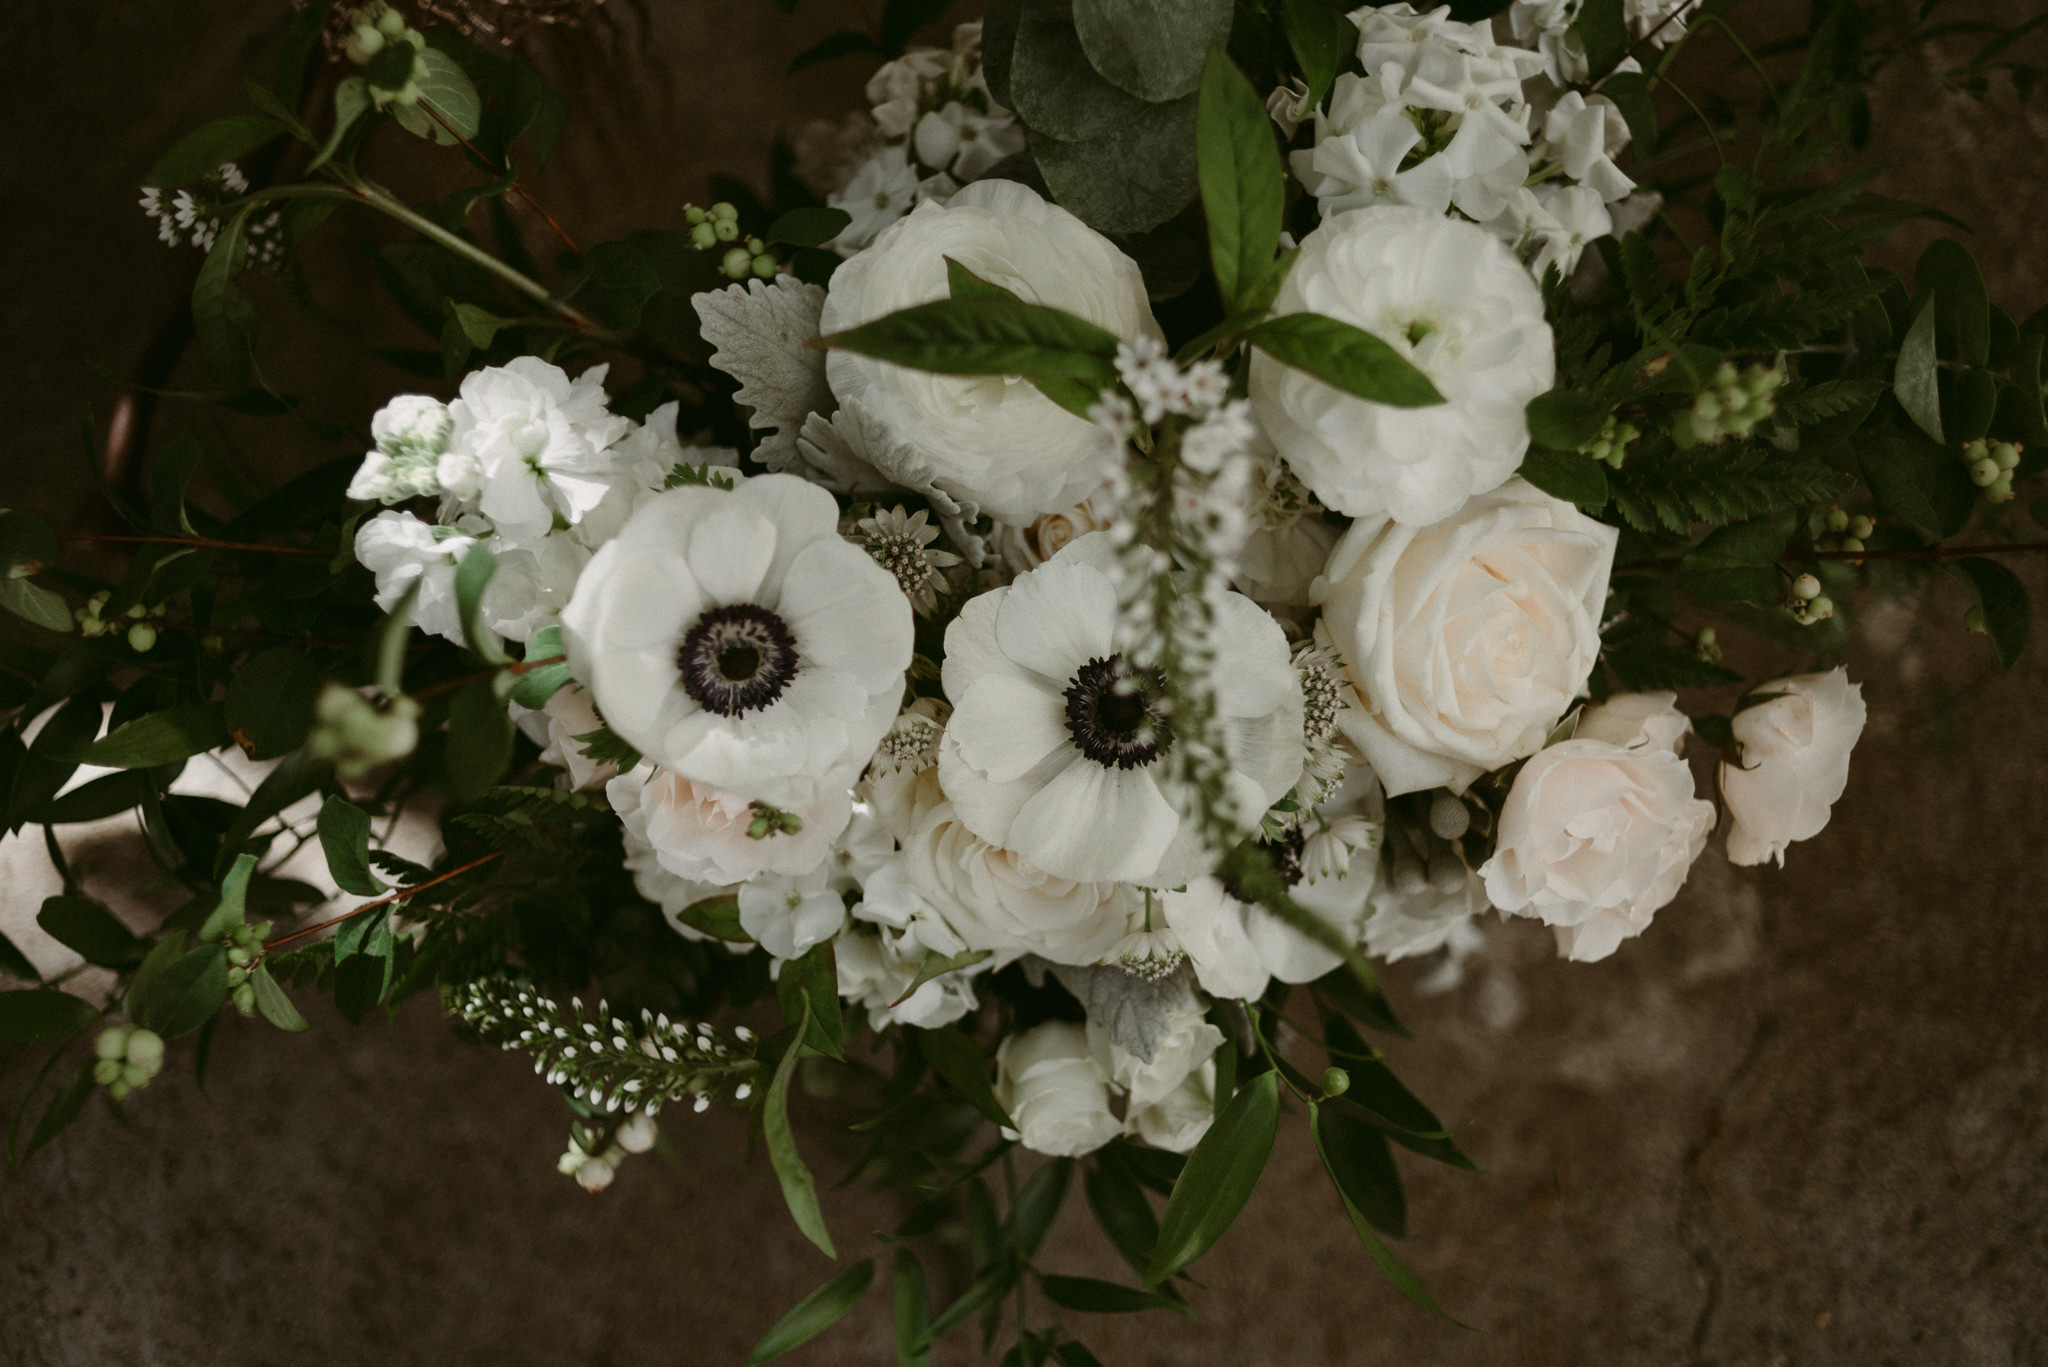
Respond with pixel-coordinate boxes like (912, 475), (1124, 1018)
(1312, 478), (1617, 796)
(1480, 735), (1715, 962)
(993, 1021), (1122, 1158)
(1720, 668), (1867, 867)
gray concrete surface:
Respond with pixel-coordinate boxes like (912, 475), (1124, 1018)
(3, 3), (2046, 1365)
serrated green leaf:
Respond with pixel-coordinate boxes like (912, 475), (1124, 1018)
(765, 1004), (837, 1259)
(1144, 1070), (1279, 1285)
(1196, 48), (1285, 315)
(0, 989), (100, 1041)
(1953, 556), (2030, 669)
(1679, 521), (1788, 607)
(251, 964), (311, 1032)
(1247, 313), (1444, 408)
(66, 704), (229, 769)
(317, 796), (387, 896)
(37, 897), (147, 970)
(743, 1257), (875, 1365)
(1894, 294), (1945, 444)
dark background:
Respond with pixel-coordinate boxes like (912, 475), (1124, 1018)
(3, 2), (2046, 1363)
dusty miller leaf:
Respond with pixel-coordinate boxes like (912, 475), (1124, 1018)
(693, 278), (835, 476)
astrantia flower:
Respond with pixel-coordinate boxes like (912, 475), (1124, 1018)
(936, 533), (1304, 887)
(446, 357), (632, 540)
(820, 180), (1161, 523)
(852, 505), (962, 616)
(561, 474), (914, 808)
(1249, 205), (1554, 525)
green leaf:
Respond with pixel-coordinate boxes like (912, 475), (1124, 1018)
(1196, 48), (1285, 315)
(1313, 1098), (1406, 1236)
(224, 648), (322, 759)
(788, 29), (885, 74)
(941, 261), (1101, 416)
(917, 1269), (1014, 1350)
(148, 115), (284, 188)
(767, 207), (854, 249)
(1578, 0), (1627, 76)
(672, 894), (751, 943)
(1678, 521), (1787, 607)
(1085, 1156), (1160, 1274)
(918, 1024), (1014, 1129)
(66, 704), (229, 769)
(1310, 1101), (1468, 1323)
(215, 749), (331, 877)
(1525, 389), (1610, 451)
(1604, 637), (1742, 691)
(317, 796), (387, 896)
(1053, 1343), (1108, 1367)
(1073, 0), (1234, 103)
(1860, 431), (1974, 538)
(1916, 238), (1990, 368)
(309, 77), (371, 173)
(0, 578), (74, 634)
(1953, 556), (2030, 669)
(23, 1060), (96, 1163)
(1518, 448), (1610, 510)
(585, 241), (663, 330)
(1281, 0), (1354, 111)
(1246, 314), (1444, 407)
(0, 930), (37, 982)
(1144, 1070), (1280, 1285)
(1894, 294), (1945, 444)
(128, 945), (228, 1039)
(1032, 94), (1200, 236)
(363, 40), (419, 93)
(893, 1250), (932, 1367)
(333, 907), (395, 1024)
(1009, 1156), (1073, 1259)
(414, 46), (483, 142)
(251, 964), (311, 1032)
(507, 624), (572, 709)
(0, 507), (60, 574)
(889, 947), (991, 1007)
(445, 677), (514, 800)
(819, 296), (1122, 391)
(1601, 70), (1659, 155)
(0, 988), (100, 1041)
(454, 542), (508, 664)
(1008, 4), (1150, 141)
(451, 301), (516, 350)
(275, 0), (336, 108)
(372, 580), (420, 697)
(193, 206), (257, 390)
(37, 897), (146, 970)
(765, 1004), (837, 1259)
(1039, 1275), (1188, 1316)
(777, 942), (845, 1061)
(743, 1257), (875, 1365)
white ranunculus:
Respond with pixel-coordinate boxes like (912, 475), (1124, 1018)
(446, 357), (631, 540)
(994, 1021), (1122, 1158)
(560, 474), (913, 808)
(1087, 1005), (1223, 1112)
(991, 487), (1117, 577)
(937, 534), (1304, 887)
(605, 764), (849, 888)
(1480, 736), (1714, 962)
(1720, 668), (1867, 867)
(1127, 1066), (1217, 1153)
(860, 768), (1141, 967)
(820, 180), (1160, 523)
(1313, 478), (1617, 796)
(835, 919), (981, 1030)
(1248, 205), (1554, 526)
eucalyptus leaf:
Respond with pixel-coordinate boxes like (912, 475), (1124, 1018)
(1144, 1070), (1279, 1285)
(1073, 0), (1233, 103)
(1008, 0), (1151, 141)
(1032, 94), (1199, 235)
(743, 1257), (875, 1365)
(1893, 294), (1945, 444)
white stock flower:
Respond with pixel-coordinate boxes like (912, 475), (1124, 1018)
(861, 768), (1141, 967)
(1313, 478), (1617, 797)
(511, 684), (615, 791)
(561, 474), (913, 807)
(1720, 668), (1867, 867)
(820, 179), (1161, 523)
(603, 764), (850, 888)
(1249, 205), (1553, 525)
(447, 358), (631, 540)
(994, 1021), (1122, 1158)
(741, 867), (847, 959)
(353, 511), (474, 644)
(937, 534), (1304, 887)
(1480, 734), (1714, 962)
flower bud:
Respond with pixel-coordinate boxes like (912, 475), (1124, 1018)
(1428, 789), (1470, 840)
(95, 1026), (133, 1061)
(124, 1029), (164, 1071)
(1321, 1066), (1351, 1097)
(1968, 456), (1999, 487)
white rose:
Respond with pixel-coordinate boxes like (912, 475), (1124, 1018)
(1577, 689), (1691, 754)
(1313, 478), (1617, 797)
(820, 180), (1161, 523)
(1249, 205), (1553, 526)
(994, 1021), (1122, 1158)
(1720, 668), (1867, 867)
(604, 764), (850, 887)
(1127, 1067), (1216, 1154)
(860, 768), (1140, 967)
(1480, 735), (1714, 963)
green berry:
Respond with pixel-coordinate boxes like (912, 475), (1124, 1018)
(721, 246), (752, 279)
(1825, 508), (1849, 533)
(124, 1029), (164, 1070)
(95, 1026), (133, 1061)
(713, 218), (740, 242)
(1849, 515), (1874, 540)
(685, 206), (706, 225)
(1965, 604), (1988, 634)
(94, 1059), (125, 1086)
(377, 8), (408, 37)
(228, 945), (253, 966)
(1992, 441), (2021, 472)
(1793, 573), (1821, 601)
(1807, 595), (1834, 621)
(710, 201), (738, 221)
(1839, 536), (1865, 554)
(1321, 1066), (1351, 1097)
(750, 254), (777, 279)
(1986, 474), (2014, 503)
(233, 983), (257, 1016)
(127, 623), (157, 653)
(689, 222), (717, 250)
(109, 1079), (132, 1102)
(1969, 457), (2000, 487)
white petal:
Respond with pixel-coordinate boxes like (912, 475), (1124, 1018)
(949, 674), (1071, 783)
(1008, 758), (1179, 884)
(992, 557), (1117, 685)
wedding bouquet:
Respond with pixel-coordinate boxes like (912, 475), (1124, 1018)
(4, 0), (2044, 1360)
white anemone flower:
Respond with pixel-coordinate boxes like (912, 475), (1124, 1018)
(560, 474), (914, 808)
(936, 533), (1304, 887)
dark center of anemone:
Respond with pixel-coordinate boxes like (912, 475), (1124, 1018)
(676, 604), (799, 717)
(1062, 655), (1171, 770)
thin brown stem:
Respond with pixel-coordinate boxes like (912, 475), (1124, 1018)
(421, 105), (582, 255)
(260, 851), (504, 954)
